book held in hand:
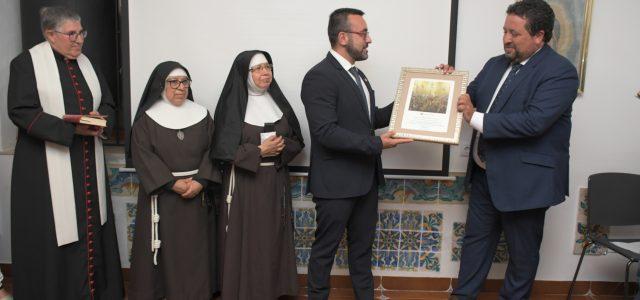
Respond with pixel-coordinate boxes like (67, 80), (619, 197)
(63, 114), (107, 127)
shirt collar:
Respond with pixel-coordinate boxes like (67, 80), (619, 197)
(518, 46), (542, 66)
(329, 49), (355, 72)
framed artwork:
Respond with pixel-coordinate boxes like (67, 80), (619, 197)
(547, 0), (594, 93)
(389, 68), (468, 145)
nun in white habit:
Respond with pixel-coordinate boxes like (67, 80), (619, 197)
(212, 51), (304, 300)
(128, 61), (220, 300)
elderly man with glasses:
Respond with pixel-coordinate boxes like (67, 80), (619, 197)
(7, 6), (123, 299)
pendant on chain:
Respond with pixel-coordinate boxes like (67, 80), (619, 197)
(177, 130), (184, 141)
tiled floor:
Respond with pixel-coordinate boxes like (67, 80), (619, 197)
(284, 288), (621, 299)
(1, 276), (636, 299)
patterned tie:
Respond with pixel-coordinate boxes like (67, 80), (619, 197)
(477, 63), (523, 163)
(349, 67), (370, 120)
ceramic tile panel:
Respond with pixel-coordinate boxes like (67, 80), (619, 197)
(379, 210), (401, 231)
(400, 231), (421, 251)
(404, 179), (438, 203)
(378, 179), (404, 203)
(294, 208), (316, 228)
(290, 176), (303, 201)
(421, 211), (443, 232)
(439, 176), (467, 204)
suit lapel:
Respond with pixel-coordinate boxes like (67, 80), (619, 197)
(359, 69), (375, 126)
(479, 59), (510, 113)
(326, 53), (372, 125)
(490, 45), (550, 113)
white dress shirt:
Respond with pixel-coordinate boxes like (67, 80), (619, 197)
(329, 49), (371, 118)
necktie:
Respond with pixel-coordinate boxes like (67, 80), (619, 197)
(477, 63), (523, 163)
(348, 67), (370, 120)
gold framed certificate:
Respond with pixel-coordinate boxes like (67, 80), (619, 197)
(389, 68), (468, 145)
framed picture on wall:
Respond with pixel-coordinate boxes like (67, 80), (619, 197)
(389, 68), (468, 145)
(546, 0), (593, 93)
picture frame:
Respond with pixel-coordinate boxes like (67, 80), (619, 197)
(389, 68), (469, 145)
(546, 0), (593, 93)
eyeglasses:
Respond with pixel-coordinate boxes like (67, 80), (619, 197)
(249, 63), (273, 73)
(54, 29), (88, 41)
(345, 30), (370, 39)
(166, 79), (191, 89)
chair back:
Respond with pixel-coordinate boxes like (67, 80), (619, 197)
(587, 172), (640, 227)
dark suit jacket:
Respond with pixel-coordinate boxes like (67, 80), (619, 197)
(466, 45), (579, 211)
(301, 52), (393, 199)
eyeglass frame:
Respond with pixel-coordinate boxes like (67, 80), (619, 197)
(344, 30), (370, 39)
(165, 79), (192, 89)
(249, 63), (273, 73)
(53, 29), (88, 42)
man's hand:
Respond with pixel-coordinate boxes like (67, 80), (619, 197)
(172, 178), (192, 195)
(435, 64), (455, 74)
(181, 180), (203, 199)
(380, 131), (413, 149)
(457, 94), (475, 123)
(74, 124), (102, 136)
(75, 111), (104, 136)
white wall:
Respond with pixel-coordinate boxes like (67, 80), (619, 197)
(455, 0), (640, 281)
(0, 0), (20, 152)
(0, 0), (21, 263)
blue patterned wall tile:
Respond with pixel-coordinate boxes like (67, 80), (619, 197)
(378, 250), (399, 269)
(109, 168), (131, 196)
(294, 208), (316, 228)
(493, 234), (510, 263)
(451, 244), (462, 262)
(378, 179), (404, 202)
(290, 176), (302, 200)
(338, 231), (348, 250)
(379, 210), (401, 230)
(453, 222), (466, 238)
(398, 251), (420, 271)
(400, 231), (421, 251)
(421, 211), (443, 232)
(451, 223), (465, 262)
(373, 229), (380, 250)
(300, 177), (313, 201)
(295, 228), (315, 248)
(127, 222), (135, 263)
(574, 222), (609, 255)
(420, 232), (442, 252)
(296, 248), (311, 267)
(405, 179), (438, 203)
(420, 252), (441, 272)
(371, 250), (381, 268)
(401, 210), (423, 231)
(334, 249), (349, 268)
(129, 173), (140, 196)
(126, 202), (137, 220)
(439, 176), (466, 203)
(379, 230), (400, 251)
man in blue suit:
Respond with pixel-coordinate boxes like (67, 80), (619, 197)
(451, 1), (579, 299)
(301, 8), (414, 300)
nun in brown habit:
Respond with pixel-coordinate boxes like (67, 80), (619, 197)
(212, 50), (304, 299)
(127, 61), (220, 299)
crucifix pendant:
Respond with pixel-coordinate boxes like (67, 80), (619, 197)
(177, 130), (184, 141)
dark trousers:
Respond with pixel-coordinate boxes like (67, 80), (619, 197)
(452, 167), (547, 300)
(307, 184), (378, 300)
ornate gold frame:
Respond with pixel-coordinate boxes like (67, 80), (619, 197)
(389, 68), (468, 145)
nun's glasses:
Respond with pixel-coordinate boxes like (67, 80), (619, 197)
(249, 63), (273, 73)
(166, 79), (191, 89)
